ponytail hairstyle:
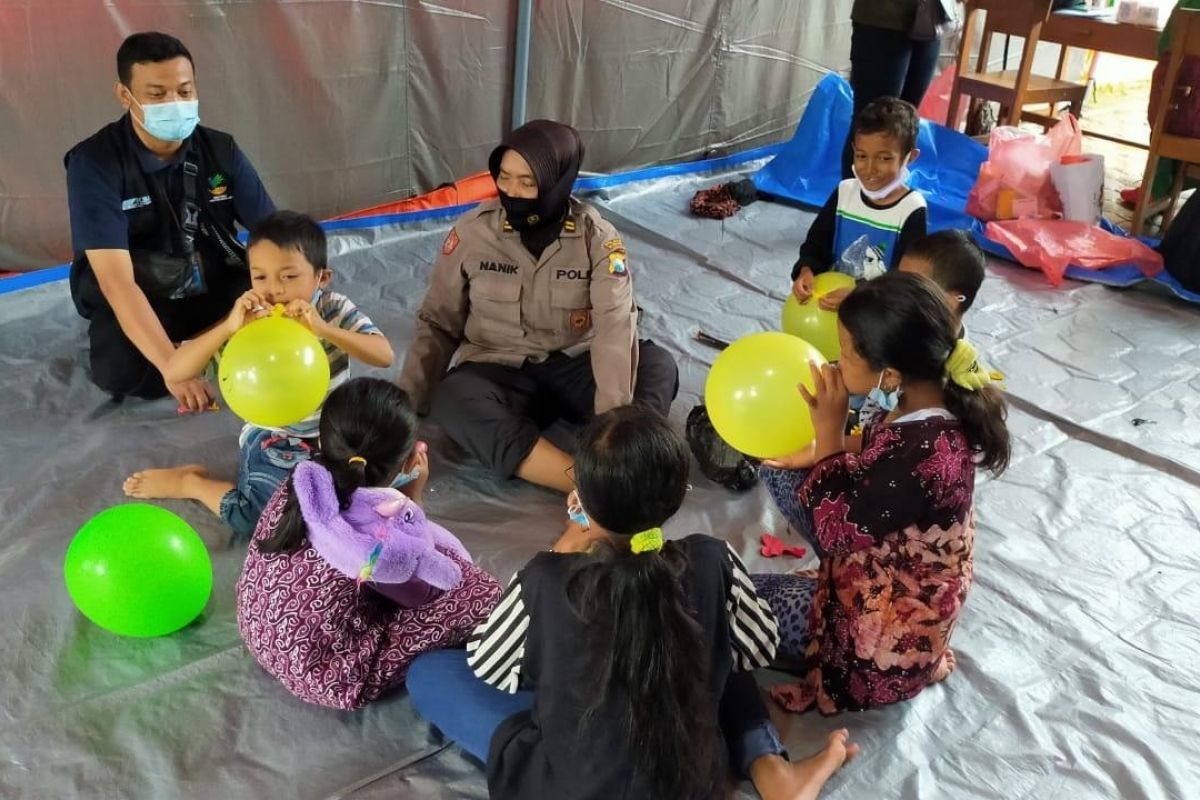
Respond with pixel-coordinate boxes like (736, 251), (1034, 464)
(566, 406), (722, 800)
(840, 271), (1011, 475)
(257, 377), (418, 554)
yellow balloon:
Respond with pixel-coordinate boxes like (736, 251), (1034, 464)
(780, 272), (856, 361)
(704, 331), (826, 459)
(218, 306), (331, 428)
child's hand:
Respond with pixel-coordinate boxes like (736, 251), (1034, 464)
(817, 287), (851, 312)
(167, 377), (216, 413)
(284, 299), (328, 336)
(762, 442), (817, 471)
(792, 268), (815, 302)
(798, 361), (850, 443)
(406, 442), (430, 504)
(226, 291), (269, 334)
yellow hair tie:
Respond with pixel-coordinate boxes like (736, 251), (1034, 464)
(944, 339), (1005, 391)
(630, 528), (664, 554)
(348, 456), (367, 466)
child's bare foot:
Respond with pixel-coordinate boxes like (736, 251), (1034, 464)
(751, 729), (859, 800)
(123, 465), (207, 500)
(932, 648), (957, 683)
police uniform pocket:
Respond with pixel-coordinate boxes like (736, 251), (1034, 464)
(550, 281), (590, 310)
(469, 275), (522, 331)
(550, 281), (592, 334)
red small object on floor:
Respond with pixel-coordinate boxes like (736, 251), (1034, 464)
(760, 533), (806, 559)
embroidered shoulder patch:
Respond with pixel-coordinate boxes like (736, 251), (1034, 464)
(607, 252), (628, 276)
(603, 238), (624, 251)
(442, 228), (460, 255)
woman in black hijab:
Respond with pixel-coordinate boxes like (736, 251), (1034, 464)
(398, 120), (678, 498)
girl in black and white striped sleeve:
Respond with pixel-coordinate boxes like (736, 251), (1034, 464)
(407, 406), (858, 800)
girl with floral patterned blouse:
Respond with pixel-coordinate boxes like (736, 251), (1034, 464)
(755, 271), (1010, 715)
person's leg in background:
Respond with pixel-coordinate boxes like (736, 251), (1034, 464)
(536, 341), (679, 427)
(843, 23), (913, 178)
(430, 362), (574, 493)
(631, 340), (680, 415)
(899, 35), (942, 111)
(406, 648), (535, 763)
(723, 669), (860, 800)
(759, 465), (814, 540)
(219, 430), (313, 538)
(749, 573), (819, 661)
(722, 670), (788, 778)
(87, 306), (170, 399)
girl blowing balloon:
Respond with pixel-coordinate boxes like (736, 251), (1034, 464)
(755, 271), (1010, 714)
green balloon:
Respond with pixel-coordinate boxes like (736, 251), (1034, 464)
(64, 504), (213, 638)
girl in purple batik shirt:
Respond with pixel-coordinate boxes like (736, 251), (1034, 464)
(236, 377), (501, 710)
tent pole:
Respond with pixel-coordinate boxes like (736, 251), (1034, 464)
(511, 0), (533, 129)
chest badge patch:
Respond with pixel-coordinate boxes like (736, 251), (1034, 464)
(570, 309), (592, 331)
(209, 173), (228, 197)
(442, 228), (460, 255)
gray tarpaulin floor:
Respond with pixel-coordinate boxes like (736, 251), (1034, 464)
(3, 165), (1199, 800)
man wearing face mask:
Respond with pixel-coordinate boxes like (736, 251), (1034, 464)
(65, 32), (275, 410)
(398, 120), (678, 495)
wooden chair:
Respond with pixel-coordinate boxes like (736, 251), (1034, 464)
(947, 0), (1090, 133)
(1132, 9), (1200, 236)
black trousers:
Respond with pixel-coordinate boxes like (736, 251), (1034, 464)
(84, 275), (247, 399)
(430, 341), (679, 478)
(842, 23), (942, 178)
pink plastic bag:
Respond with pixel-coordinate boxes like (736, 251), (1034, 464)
(918, 66), (968, 130)
(984, 219), (1164, 286)
(966, 115), (1083, 221)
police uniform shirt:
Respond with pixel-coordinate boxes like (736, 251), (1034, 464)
(399, 197), (638, 415)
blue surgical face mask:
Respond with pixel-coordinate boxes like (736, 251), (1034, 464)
(567, 491), (591, 530)
(867, 370), (901, 412)
(132, 97), (200, 142)
(390, 465), (421, 489)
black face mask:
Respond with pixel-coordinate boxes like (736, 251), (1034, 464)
(489, 120), (585, 259)
(497, 192), (545, 231)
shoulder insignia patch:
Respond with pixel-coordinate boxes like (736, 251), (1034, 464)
(442, 228), (460, 255)
(607, 252), (628, 276)
(603, 238), (624, 251)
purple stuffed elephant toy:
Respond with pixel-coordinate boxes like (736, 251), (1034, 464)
(292, 461), (471, 601)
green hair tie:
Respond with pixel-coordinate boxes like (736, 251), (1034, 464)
(630, 528), (664, 554)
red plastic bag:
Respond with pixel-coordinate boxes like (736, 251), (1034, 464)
(984, 219), (1164, 286)
(966, 115), (1083, 221)
(918, 66), (968, 130)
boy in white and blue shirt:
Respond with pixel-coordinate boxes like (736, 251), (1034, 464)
(791, 97), (927, 309)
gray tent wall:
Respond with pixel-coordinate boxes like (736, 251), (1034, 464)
(0, 0), (852, 271)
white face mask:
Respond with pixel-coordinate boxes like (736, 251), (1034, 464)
(853, 163), (911, 202)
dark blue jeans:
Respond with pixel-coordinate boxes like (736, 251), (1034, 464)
(406, 649), (786, 777)
(843, 23), (942, 178)
(219, 427), (314, 538)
